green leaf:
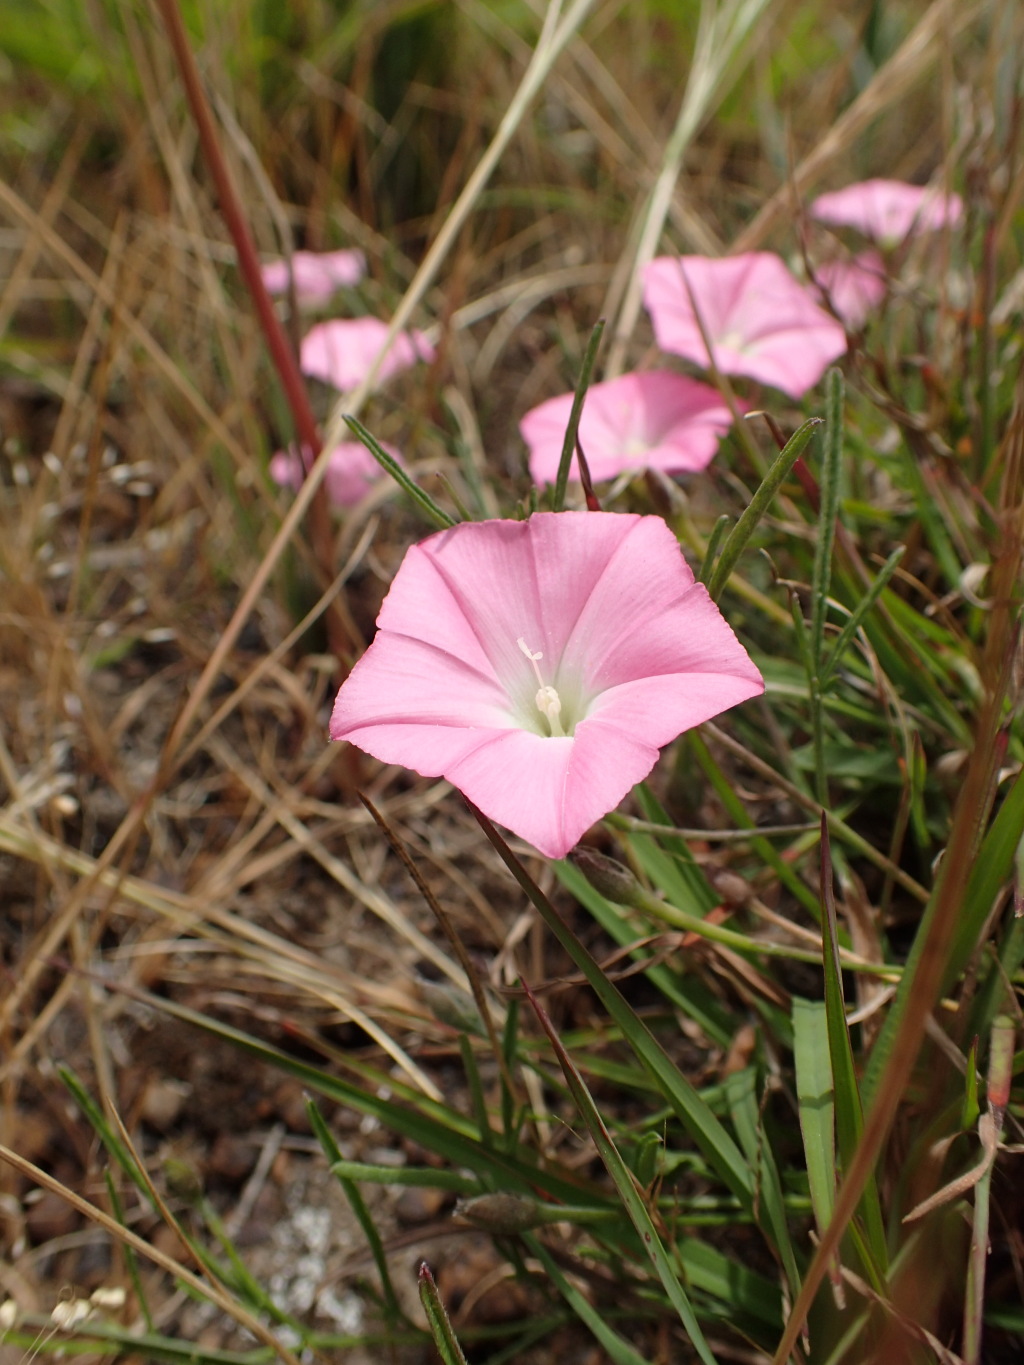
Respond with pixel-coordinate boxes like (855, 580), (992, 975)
(418, 1263), (470, 1365)
(523, 980), (720, 1365)
(819, 820), (888, 1277)
(551, 318), (605, 511)
(793, 998), (836, 1237)
(470, 807), (756, 1208)
(724, 1067), (801, 1298)
(707, 416), (822, 601)
(345, 414), (456, 527)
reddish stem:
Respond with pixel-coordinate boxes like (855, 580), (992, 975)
(154, 0), (345, 633)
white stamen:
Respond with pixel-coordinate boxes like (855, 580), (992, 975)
(517, 637), (566, 737)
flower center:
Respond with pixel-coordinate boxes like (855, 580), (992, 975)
(517, 637), (567, 738)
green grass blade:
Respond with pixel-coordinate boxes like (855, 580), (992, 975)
(819, 545), (906, 689)
(865, 765), (1024, 1105)
(523, 980), (720, 1365)
(556, 858), (734, 1047)
(308, 1101), (406, 1327)
(469, 806), (755, 1207)
(418, 1263), (470, 1365)
(698, 512), (731, 585)
(792, 999), (836, 1238)
(345, 414), (456, 528)
(707, 416), (821, 601)
(819, 819), (888, 1276)
(551, 318), (605, 511)
(724, 1067), (801, 1298)
(811, 368), (843, 666)
(523, 1235), (653, 1365)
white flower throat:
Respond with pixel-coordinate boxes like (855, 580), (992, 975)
(517, 637), (566, 738)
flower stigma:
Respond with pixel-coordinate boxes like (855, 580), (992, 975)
(517, 637), (566, 738)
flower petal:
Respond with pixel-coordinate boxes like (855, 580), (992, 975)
(522, 371), (735, 484)
(300, 317), (435, 391)
(811, 180), (963, 245)
(643, 254), (847, 399)
(261, 249), (366, 302)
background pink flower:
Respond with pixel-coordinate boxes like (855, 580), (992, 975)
(813, 251), (887, 329)
(521, 371), (737, 486)
(330, 511), (763, 858)
(300, 317), (436, 392)
(811, 179), (963, 245)
(270, 440), (403, 508)
(260, 249), (366, 303)
(642, 253), (847, 399)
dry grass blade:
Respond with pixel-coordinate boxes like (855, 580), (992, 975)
(0, 1143), (306, 1365)
(735, 0), (985, 251)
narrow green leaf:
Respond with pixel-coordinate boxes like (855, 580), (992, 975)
(556, 858), (733, 1047)
(345, 414), (456, 528)
(811, 367), (843, 666)
(688, 732), (824, 921)
(327, 1161), (480, 1194)
(523, 1236), (652, 1365)
(419, 1263), (470, 1365)
(724, 1067), (801, 1298)
(698, 513), (731, 585)
(523, 980), (719, 1365)
(707, 416), (822, 601)
(552, 318), (605, 512)
(308, 1101), (405, 1326)
(469, 805), (755, 1207)
(819, 819), (888, 1275)
(868, 765), (1024, 1104)
(819, 545), (906, 688)
(792, 998), (836, 1237)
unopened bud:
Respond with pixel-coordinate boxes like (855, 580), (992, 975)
(568, 847), (645, 908)
(454, 1193), (547, 1233)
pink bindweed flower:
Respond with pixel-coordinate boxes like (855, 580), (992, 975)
(330, 511), (763, 858)
(270, 440), (403, 509)
(520, 371), (737, 486)
(810, 179), (963, 246)
(642, 253), (847, 400)
(812, 251), (887, 329)
(301, 317), (436, 392)
(260, 249), (366, 303)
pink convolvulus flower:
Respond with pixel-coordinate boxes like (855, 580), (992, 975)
(270, 441), (403, 509)
(642, 253), (847, 400)
(260, 249), (366, 303)
(520, 371), (738, 486)
(810, 179), (963, 246)
(301, 317), (436, 392)
(813, 251), (887, 329)
(330, 512), (763, 858)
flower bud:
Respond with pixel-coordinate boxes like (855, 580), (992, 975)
(568, 847), (646, 908)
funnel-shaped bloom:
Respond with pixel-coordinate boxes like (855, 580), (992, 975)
(521, 371), (737, 486)
(813, 251), (887, 329)
(260, 249), (366, 304)
(270, 440), (403, 508)
(811, 180), (963, 246)
(330, 512), (763, 858)
(301, 317), (435, 392)
(643, 253), (847, 399)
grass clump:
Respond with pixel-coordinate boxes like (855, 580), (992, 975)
(1, 2), (1023, 1363)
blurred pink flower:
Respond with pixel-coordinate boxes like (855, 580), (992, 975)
(270, 440), (403, 508)
(330, 512), (763, 858)
(301, 317), (436, 392)
(642, 253), (847, 399)
(813, 251), (887, 329)
(521, 371), (737, 486)
(260, 249), (366, 303)
(811, 180), (963, 246)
